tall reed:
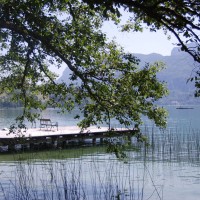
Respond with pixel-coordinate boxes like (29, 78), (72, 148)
(0, 150), (163, 200)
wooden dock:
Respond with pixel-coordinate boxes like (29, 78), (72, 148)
(0, 126), (133, 151)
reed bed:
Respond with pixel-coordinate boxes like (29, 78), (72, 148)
(0, 150), (163, 200)
(137, 124), (200, 165)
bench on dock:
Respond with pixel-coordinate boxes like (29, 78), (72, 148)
(40, 119), (58, 131)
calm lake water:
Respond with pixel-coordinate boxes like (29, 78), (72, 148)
(0, 106), (200, 200)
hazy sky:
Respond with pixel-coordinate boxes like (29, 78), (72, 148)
(103, 20), (178, 56)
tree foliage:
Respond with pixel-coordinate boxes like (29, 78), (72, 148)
(0, 0), (169, 130)
(84, 0), (200, 96)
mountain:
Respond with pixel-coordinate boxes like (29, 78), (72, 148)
(134, 47), (198, 105)
(58, 46), (199, 105)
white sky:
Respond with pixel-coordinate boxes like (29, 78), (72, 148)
(102, 20), (178, 56)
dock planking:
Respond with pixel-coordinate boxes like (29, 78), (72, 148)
(0, 126), (133, 150)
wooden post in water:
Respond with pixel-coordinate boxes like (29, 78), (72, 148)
(30, 142), (35, 150)
(61, 140), (67, 148)
(92, 138), (96, 144)
(52, 138), (58, 148)
(8, 143), (15, 152)
(100, 138), (103, 144)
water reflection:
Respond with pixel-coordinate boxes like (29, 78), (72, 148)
(0, 106), (200, 199)
(0, 140), (199, 200)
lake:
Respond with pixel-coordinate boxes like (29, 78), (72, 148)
(0, 106), (200, 200)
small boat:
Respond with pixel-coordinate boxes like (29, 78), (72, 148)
(176, 107), (194, 109)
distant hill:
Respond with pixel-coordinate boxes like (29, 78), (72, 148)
(58, 46), (199, 105)
(134, 46), (199, 105)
